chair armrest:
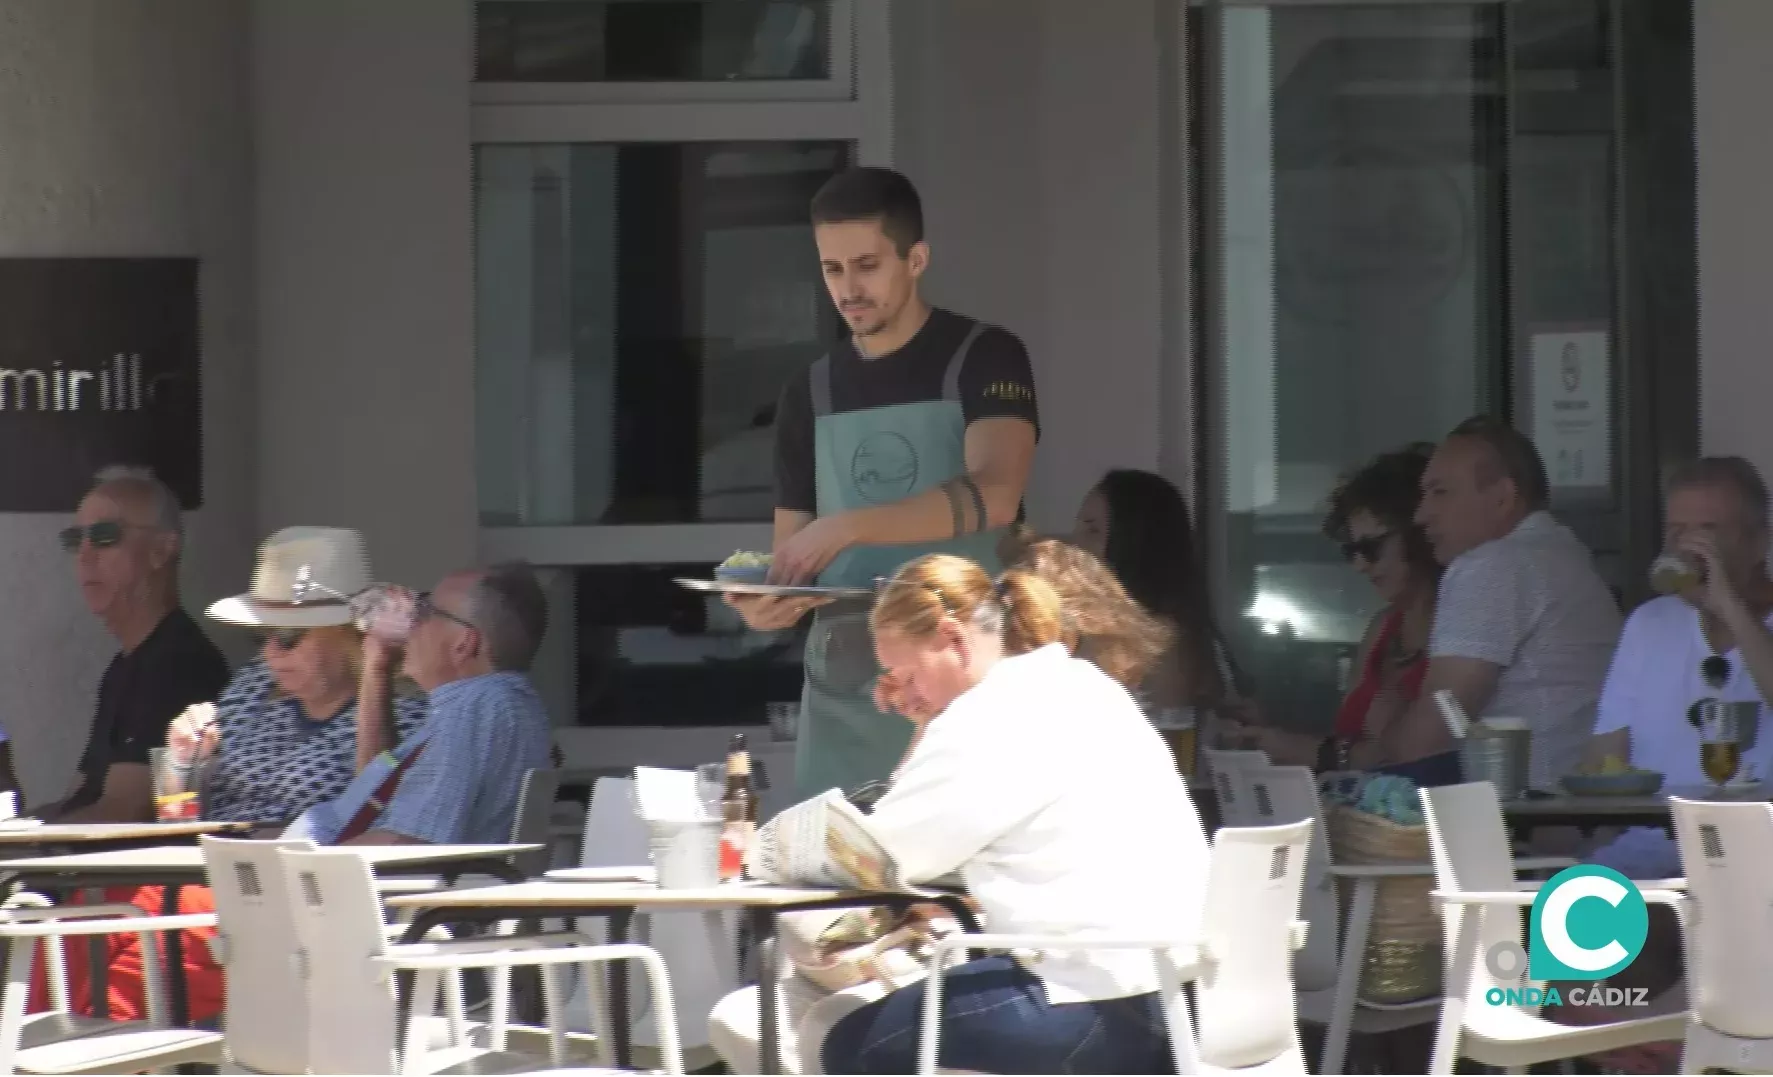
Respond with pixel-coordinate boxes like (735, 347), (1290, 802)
(0, 911), (216, 939)
(1635, 877), (1686, 891)
(376, 877), (446, 895)
(380, 936), (660, 974)
(1513, 856), (1578, 872)
(0, 902), (146, 924)
(1430, 890), (1539, 907)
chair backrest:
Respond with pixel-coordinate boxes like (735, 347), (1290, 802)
(579, 774), (648, 869)
(201, 835), (317, 1075)
(1670, 796), (1773, 1038)
(1203, 749), (1270, 827)
(1419, 782), (1527, 1006)
(278, 847), (401, 1075)
(1193, 819), (1312, 1072)
(511, 768), (561, 877)
(1245, 765), (1339, 992)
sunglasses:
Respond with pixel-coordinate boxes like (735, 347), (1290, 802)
(414, 591), (477, 633)
(58, 520), (147, 552)
(1341, 531), (1394, 564)
(255, 627), (311, 651)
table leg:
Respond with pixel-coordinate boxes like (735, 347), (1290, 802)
(753, 906), (781, 1076)
(160, 884), (191, 1028)
(607, 907), (633, 1071)
(82, 888), (108, 1021)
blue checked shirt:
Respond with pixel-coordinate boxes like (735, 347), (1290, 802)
(371, 671), (553, 844)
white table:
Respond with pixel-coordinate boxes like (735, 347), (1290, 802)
(387, 878), (981, 1074)
(0, 820), (252, 847)
(1502, 783), (1773, 836)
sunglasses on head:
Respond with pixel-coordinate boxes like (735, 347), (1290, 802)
(1341, 531), (1394, 564)
(58, 521), (136, 552)
(255, 627), (311, 651)
(1687, 655), (1734, 728)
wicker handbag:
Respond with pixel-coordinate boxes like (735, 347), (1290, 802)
(1326, 802), (1442, 1004)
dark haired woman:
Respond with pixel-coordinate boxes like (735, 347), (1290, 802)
(1073, 469), (1243, 755)
(1237, 445), (1454, 780)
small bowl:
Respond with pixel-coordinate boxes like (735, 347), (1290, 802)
(714, 563), (770, 585)
(1560, 771), (1665, 797)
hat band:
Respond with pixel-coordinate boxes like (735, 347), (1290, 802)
(251, 597), (348, 609)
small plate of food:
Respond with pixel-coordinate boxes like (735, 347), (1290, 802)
(1559, 755), (1665, 797)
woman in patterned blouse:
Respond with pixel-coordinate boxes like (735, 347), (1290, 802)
(176, 527), (428, 827)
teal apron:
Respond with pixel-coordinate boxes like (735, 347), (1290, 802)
(794, 323), (1008, 799)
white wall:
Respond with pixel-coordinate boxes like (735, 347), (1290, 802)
(253, 0), (477, 589)
(892, 0), (1169, 533)
(1696, 0), (1773, 486)
(0, 0), (255, 804)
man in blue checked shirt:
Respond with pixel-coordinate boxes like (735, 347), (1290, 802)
(286, 560), (555, 847)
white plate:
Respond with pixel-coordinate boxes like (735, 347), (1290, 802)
(544, 866), (657, 884)
(675, 578), (874, 600)
(0, 819), (44, 831)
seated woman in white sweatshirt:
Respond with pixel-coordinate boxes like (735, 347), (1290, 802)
(816, 551), (1210, 1075)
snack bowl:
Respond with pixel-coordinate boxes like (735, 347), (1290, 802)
(1559, 771), (1665, 797)
(714, 563), (769, 584)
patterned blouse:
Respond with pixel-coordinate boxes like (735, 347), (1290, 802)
(201, 659), (430, 825)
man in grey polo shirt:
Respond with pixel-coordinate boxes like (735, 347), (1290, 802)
(1407, 416), (1622, 788)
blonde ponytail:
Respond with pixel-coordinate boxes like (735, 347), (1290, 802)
(997, 568), (1069, 657)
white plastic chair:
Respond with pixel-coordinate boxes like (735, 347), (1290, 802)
(1202, 748), (1270, 827)
(0, 899), (223, 1074)
(278, 845), (677, 1074)
(565, 775), (736, 1068)
(1419, 782), (1687, 1074)
(1667, 795), (1773, 1073)
(910, 818), (1314, 1076)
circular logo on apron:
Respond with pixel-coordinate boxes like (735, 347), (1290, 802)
(850, 432), (919, 503)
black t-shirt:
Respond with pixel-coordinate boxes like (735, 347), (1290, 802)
(774, 308), (1040, 514)
(64, 608), (229, 813)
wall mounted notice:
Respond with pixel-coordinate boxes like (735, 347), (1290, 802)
(0, 259), (200, 511)
(1529, 328), (1610, 493)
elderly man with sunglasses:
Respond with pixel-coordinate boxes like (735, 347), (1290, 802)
(284, 561), (555, 847)
(40, 466), (227, 823)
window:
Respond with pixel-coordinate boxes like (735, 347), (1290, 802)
(475, 140), (849, 530)
(1191, 0), (1692, 729)
(473, 0), (890, 728)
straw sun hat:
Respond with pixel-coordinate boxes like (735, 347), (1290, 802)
(205, 526), (373, 629)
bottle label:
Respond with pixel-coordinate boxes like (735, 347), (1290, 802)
(719, 819), (756, 880)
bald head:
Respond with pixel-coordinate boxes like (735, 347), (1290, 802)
(400, 562), (548, 692)
(1416, 419), (1547, 563)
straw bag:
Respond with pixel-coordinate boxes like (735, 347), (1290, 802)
(1326, 802), (1441, 1004)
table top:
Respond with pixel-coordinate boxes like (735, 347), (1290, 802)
(1502, 783), (1772, 816)
(386, 878), (891, 911)
(0, 842), (540, 877)
(0, 820), (252, 844)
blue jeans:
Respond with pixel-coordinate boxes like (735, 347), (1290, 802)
(820, 956), (1172, 1075)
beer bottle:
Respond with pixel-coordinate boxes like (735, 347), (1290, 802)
(719, 733), (757, 880)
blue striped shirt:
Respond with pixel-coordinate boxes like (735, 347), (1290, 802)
(373, 671), (552, 844)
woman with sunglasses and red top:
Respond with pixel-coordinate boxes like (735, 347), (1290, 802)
(1236, 445), (1453, 780)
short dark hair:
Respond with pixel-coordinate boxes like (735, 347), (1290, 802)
(469, 561), (548, 672)
(809, 167), (924, 256)
(1667, 456), (1770, 530)
(1323, 443), (1441, 578)
(1449, 415), (1550, 511)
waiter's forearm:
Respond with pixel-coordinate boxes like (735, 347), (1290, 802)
(840, 472), (1024, 547)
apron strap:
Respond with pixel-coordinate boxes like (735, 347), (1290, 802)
(810, 354), (835, 419)
(941, 322), (987, 402)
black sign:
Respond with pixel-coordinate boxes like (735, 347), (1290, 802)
(0, 258), (201, 511)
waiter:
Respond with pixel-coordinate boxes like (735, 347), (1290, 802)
(728, 167), (1039, 799)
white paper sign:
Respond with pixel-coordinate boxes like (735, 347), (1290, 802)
(1530, 329), (1611, 492)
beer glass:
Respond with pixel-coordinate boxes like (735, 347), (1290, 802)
(350, 584), (419, 646)
(1696, 699), (1743, 792)
(1650, 552), (1703, 595)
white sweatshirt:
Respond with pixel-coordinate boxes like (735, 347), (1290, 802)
(867, 644), (1210, 1003)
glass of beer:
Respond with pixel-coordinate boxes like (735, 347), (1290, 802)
(1696, 700), (1743, 792)
(1650, 552), (1703, 595)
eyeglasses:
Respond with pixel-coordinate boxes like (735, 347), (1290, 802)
(256, 627), (310, 651)
(414, 591), (477, 633)
(1341, 531), (1394, 564)
(58, 521), (148, 552)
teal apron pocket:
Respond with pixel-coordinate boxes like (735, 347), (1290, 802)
(806, 607), (880, 698)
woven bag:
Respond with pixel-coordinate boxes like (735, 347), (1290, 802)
(1326, 802), (1442, 1004)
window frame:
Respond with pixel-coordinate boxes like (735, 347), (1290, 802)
(472, 0), (893, 566)
(473, 0), (857, 104)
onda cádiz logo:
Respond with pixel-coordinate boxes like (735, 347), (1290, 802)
(1484, 865), (1651, 1009)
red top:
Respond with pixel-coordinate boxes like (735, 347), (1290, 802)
(1333, 607), (1429, 738)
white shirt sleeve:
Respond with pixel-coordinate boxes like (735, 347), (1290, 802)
(1591, 610), (1648, 737)
(1430, 550), (1527, 667)
(865, 696), (1060, 885)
